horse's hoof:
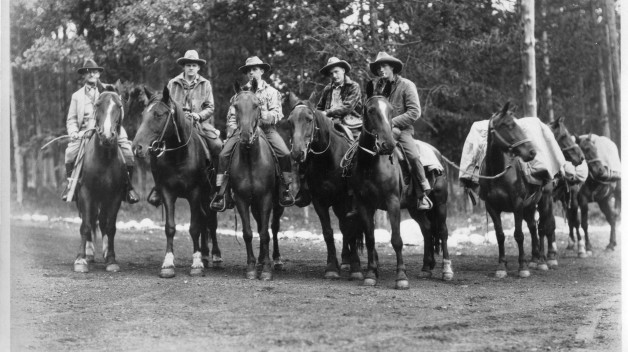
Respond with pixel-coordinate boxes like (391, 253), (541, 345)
(259, 272), (273, 281)
(246, 271), (257, 280)
(419, 270), (432, 278)
(106, 263), (120, 272)
(537, 263), (549, 271)
(340, 264), (351, 272)
(86, 255), (95, 263)
(324, 271), (340, 280)
(74, 263), (89, 273)
(528, 262), (538, 269)
(578, 252), (588, 258)
(212, 260), (224, 269)
(547, 259), (558, 268)
(442, 272), (454, 281)
(363, 278), (377, 286)
(190, 267), (204, 277)
(395, 280), (410, 290)
(519, 270), (530, 278)
(349, 272), (364, 281)
(274, 262), (284, 271)
(495, 270), (507, 278)
(566, 244), (575, 251)
(159, 267), (175, 278)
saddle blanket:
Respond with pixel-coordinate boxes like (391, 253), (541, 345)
(459, 117), (567, 184)
(579, 134), (621, 177)
(414, 140), (444, 173)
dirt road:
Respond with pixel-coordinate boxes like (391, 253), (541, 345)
(11, 220), (621, 351)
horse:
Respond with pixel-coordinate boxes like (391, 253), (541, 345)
(348, 81), (453, 289)
(286, 92), (363, 280)
(229, 80), (284, 281)
(478, 102), (541, 278)
(73, 85), (127, 273)
(571, 134), (620, 253)
(548, 117), (588, 257)
(132, 85), (221, 278)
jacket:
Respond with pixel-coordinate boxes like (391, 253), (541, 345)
(66, 86), (100, 135)
(226, 79), (283, 131)
(316, 76), (362, 127)
(374, 75), (421, 130)
(167, 73), (215, 123)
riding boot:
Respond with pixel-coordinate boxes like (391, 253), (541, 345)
(61, 163), (74, 201)
(210, 174), (234, 212)
(124, 166), (140, 204)
(278, 156), (295, 207)
(345, 189), (358, 218)
(412, 158), (432, 210)
(294, 165), (311, 207)
(147, 187), (162, 207)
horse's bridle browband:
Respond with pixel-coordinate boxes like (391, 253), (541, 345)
(488, 117), (531, 152)
(292, 104), (330, 155)
(148, 100), (193, 158)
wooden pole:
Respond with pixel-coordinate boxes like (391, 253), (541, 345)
(521, 0), (537, 117)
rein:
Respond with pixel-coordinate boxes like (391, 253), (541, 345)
(488, 118), (531, 152)
(291, 104), (331, 155)
(148, 101), (193, 158)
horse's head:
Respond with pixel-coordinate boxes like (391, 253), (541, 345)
(132, 85), (178, 158)
(550, 116), (584, 166)
(489, 102), (536, 162)
(362, 80), (395, 155)
(287, 91), (318, 163)
(233, 80), (261, 148)
(94, 85), (124, 148)
(577, 134), (607, 179)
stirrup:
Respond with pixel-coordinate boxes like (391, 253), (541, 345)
(210, 194), (227, 212)
(417, 196), (433, 210)
(279, 191), (295, 207)
(147, 188), (162, 207)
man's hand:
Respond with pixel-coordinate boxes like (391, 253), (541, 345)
(189, 112), (201, 122)
(392, 127), (401, 139)
(70, 132), (79, 140)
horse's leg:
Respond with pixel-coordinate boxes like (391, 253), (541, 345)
(205, 205), (222, 268)
(578, 195), (590, 258)
(187, 195), (205, 277)
(359, 205), (378, 287)
(514, 212), (530, 278)
(338, 213), (363, 280)
(523, 204), (541, 270)
(270, 203), (285, 271)
(537, 191), (555, 270)
(75, 195), (94, 273)
(99, 199), (122, 272)
(486, 205), (507, 278)
(236, 200), (257, 279)
(409, 207), (433, 278)
(598, 199), (617, 251)
(252, 195), (273, 281)
(387, 197), (408, 290)
(313, 201), (339, 279)
(159, 191), (177, 278)
(565, 194), (579, 251)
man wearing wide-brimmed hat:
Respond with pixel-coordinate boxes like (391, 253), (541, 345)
(370, 51), (432, 210)
(210, 56), (295, 211)
(146, 49), (223, 207)
(61, 59), (139, 204)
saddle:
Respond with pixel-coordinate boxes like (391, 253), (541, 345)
(332, 123), (356, 142)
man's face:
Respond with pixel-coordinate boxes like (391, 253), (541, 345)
(247, 67), (264, 81)
(377, 63), (394, 80)
(330, 66), (345, 84)
(83, 69), (100, 84)
(184, 63), (200, 78)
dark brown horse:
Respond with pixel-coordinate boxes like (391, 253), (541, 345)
(73, 86), (126, 273)
(571, 134), (620, 254)
(132, 86), (221, 278)
(479, 103), (539, 278)
(549, 117), (587, 258)
(286, 92), (363, 280)
(348, 81), (453, 289)
(230, 81), (284, 281)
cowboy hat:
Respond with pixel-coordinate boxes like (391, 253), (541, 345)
(238, 56), (271, 74)
(369, 52), (403, 75)
(77, 59), (104, 74)
(176, 50), (207, 66)
(319, 57), (351, 75)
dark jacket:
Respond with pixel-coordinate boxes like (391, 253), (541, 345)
(317, 76), (362, 127)
(374, 75), (421, 130)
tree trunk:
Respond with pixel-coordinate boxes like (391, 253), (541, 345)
(604, 0), (620, 119)
(521, 0), (537, 117)
(10, 70), (24, 205)
(540, 0), (553, 122)
(592, 0), (611, 137)
(578, 75), (586, 130)
(369, 0), (379, 46)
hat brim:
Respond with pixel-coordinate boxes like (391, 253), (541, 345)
(319, 61), (351, 75)
(177, 58), (207, 66)
(77, 67), (104, 74)
(238, 63), (271, 74)
(369, 60), (402, 76)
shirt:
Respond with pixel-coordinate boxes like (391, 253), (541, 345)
(226, 79), (283, 131)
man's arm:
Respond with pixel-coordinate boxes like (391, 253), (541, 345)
(198, 81), (215, 123)
(66, 94), (79, 136)
(326, 83), (361, 119)
(391, 80), (421, 129)
(260, 89), (283, 126)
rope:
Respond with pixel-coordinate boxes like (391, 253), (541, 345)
(440, 154), (512, 180)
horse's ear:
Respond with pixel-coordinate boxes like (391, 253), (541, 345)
(162, 85), (170, 104)
(288, 91), (300, 110)
(250, 79), (258, 92)
(307, 90), (318, 105)
(558, 116), (565, 124)
(233, 81), (241, 94)
(382, 81), (392, 97)
(96, 80), (106, 93)
(143, 86), (155, 100)
(114, 79), (124, 95)
(500, 101), (511, 116)
(366, 80), (374, 98)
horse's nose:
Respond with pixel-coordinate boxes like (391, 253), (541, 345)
(133, 145), (142, 156)
(529, 149), (536, 158)
(291, 150), (305, 163)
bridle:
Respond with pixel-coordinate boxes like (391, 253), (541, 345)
(290, 104), (330, 155)
(235, 91), (262, 146)
(488, 115), (531, 152)
(94, 92), (124, 147)
(359, 95), (391, 156)
(148, 100), (193, 158)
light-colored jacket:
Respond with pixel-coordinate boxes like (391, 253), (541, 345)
(226, 79), (283, 131)
(66, 86), (99, 135)
(167, 73), (215, 123)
